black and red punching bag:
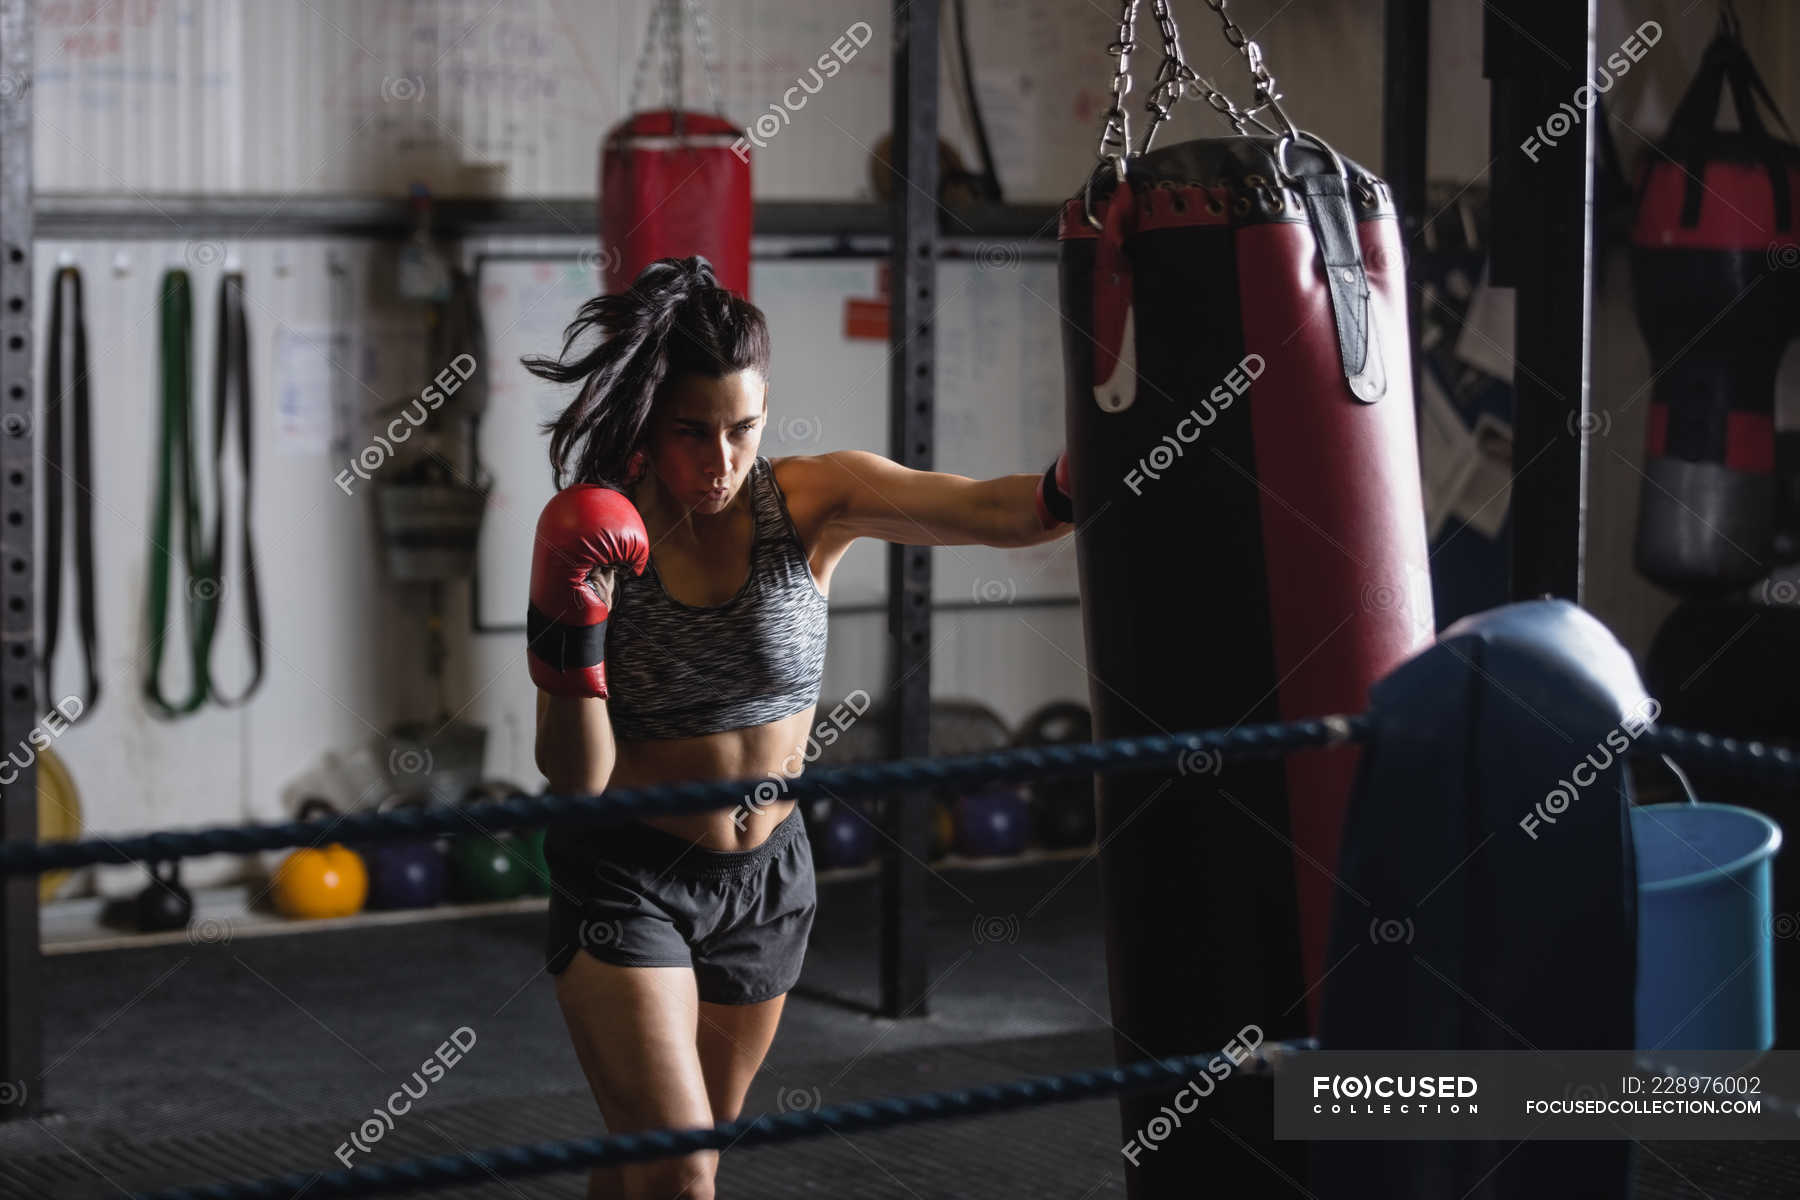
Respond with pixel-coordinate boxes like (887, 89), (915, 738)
(1631, 6), (1800, 593)
(1058, 27), (1432, 1197)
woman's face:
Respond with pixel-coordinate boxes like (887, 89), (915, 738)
(645, 369), (768, 516)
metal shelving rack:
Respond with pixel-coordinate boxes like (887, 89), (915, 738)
(32, 194), (1061, 243)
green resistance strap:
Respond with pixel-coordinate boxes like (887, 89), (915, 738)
(143, 269), (267, 717)
(145, 269), (216, 717)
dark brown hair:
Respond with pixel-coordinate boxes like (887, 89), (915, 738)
(521, 256), (771, 489)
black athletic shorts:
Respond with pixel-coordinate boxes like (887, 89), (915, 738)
(543, 807), (816, 1005)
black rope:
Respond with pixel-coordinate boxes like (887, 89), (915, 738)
(1638, 727), (1800, 778)
(131, 1039), (1313, 1200)
(0, 715), (1369, 875)
(8, 715), (1800, 877)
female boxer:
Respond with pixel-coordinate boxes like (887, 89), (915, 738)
(525, 256), (1073, 1200)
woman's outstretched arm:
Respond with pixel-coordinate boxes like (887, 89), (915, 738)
(795, 448), (1075, 550)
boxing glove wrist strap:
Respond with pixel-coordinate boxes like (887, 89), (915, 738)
(1036, 458), (1073, 528)
(526, 604), (608, 670)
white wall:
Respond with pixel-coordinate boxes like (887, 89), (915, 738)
(26, 1), (1800, 899)
(33, 0), (1387, 203)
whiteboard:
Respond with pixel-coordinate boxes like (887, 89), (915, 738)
(473, 253), (1077, 630)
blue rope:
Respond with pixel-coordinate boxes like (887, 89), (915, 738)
(0, 715), (1369, 876)
(1639, 726), (1800, 779)
(7, 716), (1795, 878)
(129, 1039), (1316, 1200)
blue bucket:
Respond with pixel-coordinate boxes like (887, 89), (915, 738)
(1633, 803), (1783, 1052)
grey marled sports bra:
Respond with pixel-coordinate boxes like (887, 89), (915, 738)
(604, 457), (830, 741)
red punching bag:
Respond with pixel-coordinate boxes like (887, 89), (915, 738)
(1631, 4), (1800, 593)
(601, 110), (751, 299)
(600, 2), (750, 297)
(1057, 9), (1432, 1196)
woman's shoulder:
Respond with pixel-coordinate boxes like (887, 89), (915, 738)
(768, 452), (839, 497)
(768, 450), (892, 494)
(768, 451), (876, 542)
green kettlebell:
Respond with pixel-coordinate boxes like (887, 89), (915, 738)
(447, 832), (528, 902)
(516, 827), (550, 896)
(449, 781), (535, 903)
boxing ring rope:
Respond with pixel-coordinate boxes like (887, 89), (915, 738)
(0, 715), (1373, 875)
(4, 710), (1794, 1200)
(1, 714), (1796, 878)
(131, 1040), (1319, 1200)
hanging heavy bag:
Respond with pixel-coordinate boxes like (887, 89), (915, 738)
(601, 0), (749, 298)
(1631, 2), (1800, 593)
(1057, 5), (1432, 1195)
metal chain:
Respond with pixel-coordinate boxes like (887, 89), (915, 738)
(1096, 0), (1302, 165)
(686, 0), (727, 118)
(665, 0), (684, 117)
(1140, 0), (1271, 153)
(1086, 0), (1314, 222)
(628, 1), (727, 123)
(1204, 0), (1297, 136)
(1090, 0), (1142, 181)
(626, 0), (669, 115)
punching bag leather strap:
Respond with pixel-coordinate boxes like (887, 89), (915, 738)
(1274, 133), (1382, 401)
(1290, 158), (1385, 402)
(1090, 180), (1137, 413)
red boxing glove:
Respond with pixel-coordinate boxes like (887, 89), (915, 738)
(526, 485), (651, 698)
(1035, 451), (1073, 529)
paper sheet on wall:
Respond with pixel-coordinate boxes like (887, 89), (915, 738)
(274, 327), (348, 456)
(1418, 367), (1479, 540)
(1449, 414), (1515, 538)
(1456, 262), (1517, 384)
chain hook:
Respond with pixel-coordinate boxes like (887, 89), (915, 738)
(1084, 154), (1129, 232)
(1275, 128), (1346, 189)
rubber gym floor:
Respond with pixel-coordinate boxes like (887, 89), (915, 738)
(1, 860), (1796, 1198)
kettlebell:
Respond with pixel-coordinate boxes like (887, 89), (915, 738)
(816, 799), (876, 870)
(362, 792), (447, 911)
(135, 859), (193, 932)
(272, 798), (369, 919)
(516, 826), (551, 896)
(1017, 701), (1097, 850)
(954, 786), (1030, 858)
(448, 781), (532, 902)
(931, 800), (955, 860)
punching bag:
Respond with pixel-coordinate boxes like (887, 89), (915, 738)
(1631, 5), (1800, 593)
(1058, 13), (1432, 1195)
(600, 110), (751, 299)
(600, 3), (750, 297)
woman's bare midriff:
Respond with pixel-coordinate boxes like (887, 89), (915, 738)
(608, 704), (819, 850)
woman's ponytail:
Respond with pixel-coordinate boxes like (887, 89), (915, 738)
(523, 256), (771, 489)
